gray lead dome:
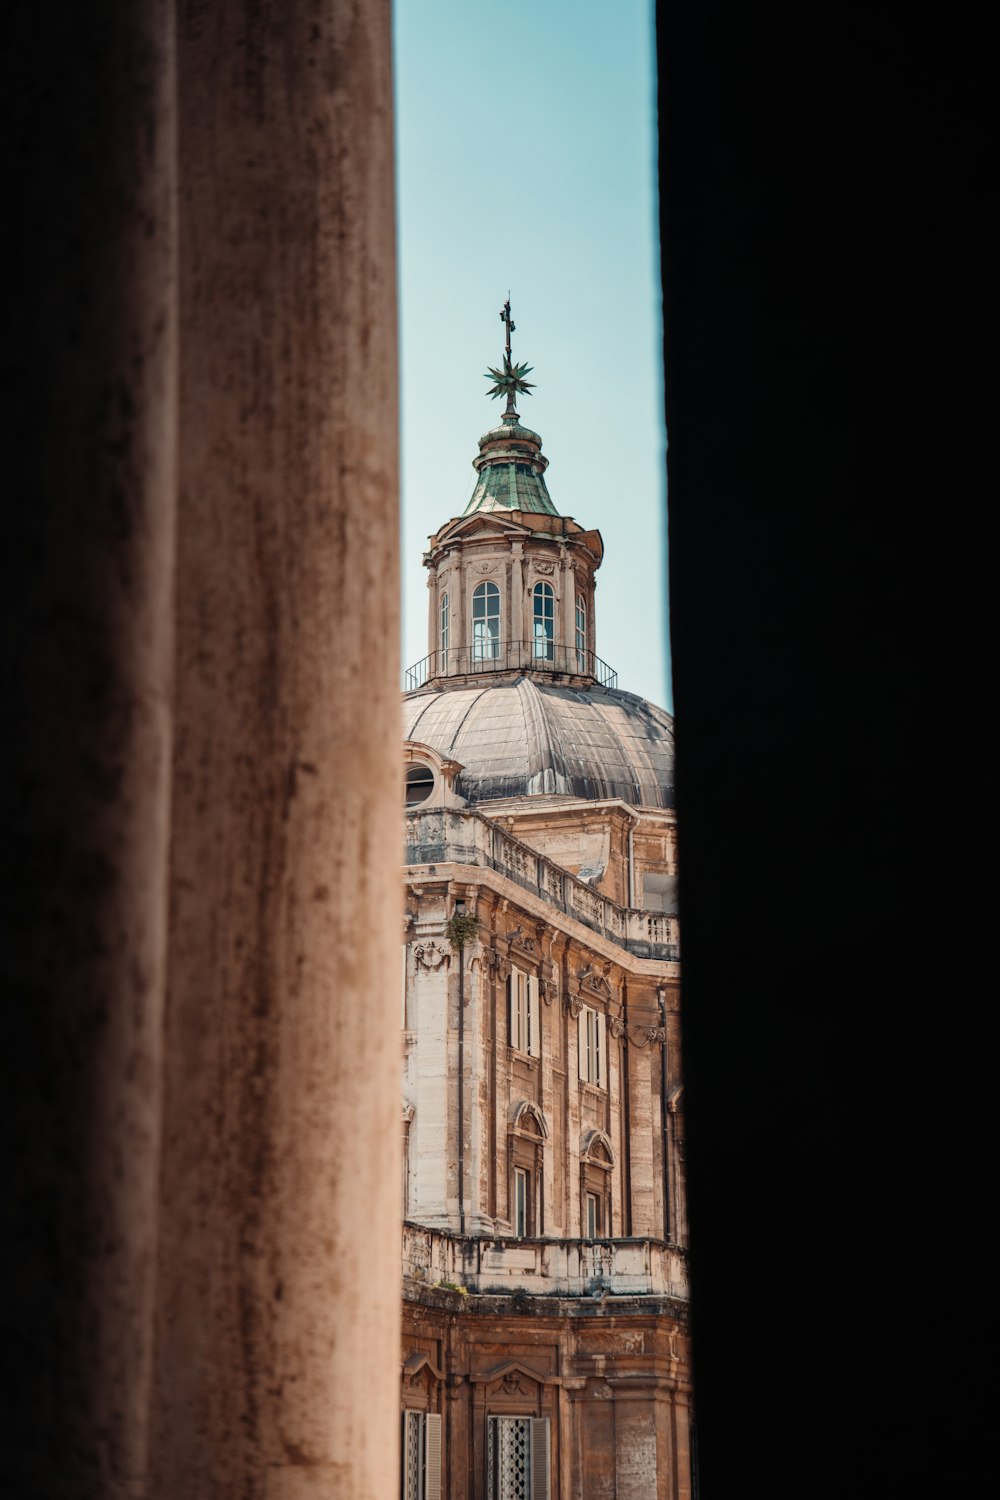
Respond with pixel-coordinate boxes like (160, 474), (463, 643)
(403, 675), (675, 808)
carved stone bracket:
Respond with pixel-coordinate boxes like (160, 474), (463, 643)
(475, 947), (511, 981)
(607, 1016), (625, 1039)
(414, 942), (450, 973)
(507, 925), (540, 958)
(626, 1023), (666, 1048)
(540, 978), (557, 1007)
(576, 965), (612, 1000)
(564, 994), (583, 1020)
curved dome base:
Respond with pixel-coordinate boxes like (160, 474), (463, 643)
(403, 675), (675, 810)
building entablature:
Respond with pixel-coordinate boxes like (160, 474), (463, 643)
(402, 1221), (689, 1303)
(405, 805), (680, 965)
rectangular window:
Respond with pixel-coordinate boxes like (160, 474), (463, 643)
(514, 1166), (529, 1238)
(507, 969), (538, 1056)
(402, 1411), (442, 1500)
(585, 1191), (600, 1239)
(488, 1416), (551, 1500)
(577, 1006), (607, 1088)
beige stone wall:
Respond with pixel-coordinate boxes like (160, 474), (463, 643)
(403, 844), (685, 1256)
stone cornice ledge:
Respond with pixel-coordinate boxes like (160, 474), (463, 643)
(406, 861), (679, 978)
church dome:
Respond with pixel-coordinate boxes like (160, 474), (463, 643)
(403, 675), (675, 808)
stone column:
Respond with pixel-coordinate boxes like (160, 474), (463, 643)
(427, 566), (438, 665)
(560, 542), (577, 659)
(408, 908), (452, 1227)
(150, 3), (400, 1497)
(627, 1034), (657, 1237)
(511, 539), (525, 650)
(1, 4), (177, 1494)
(455, 549), (468, 658)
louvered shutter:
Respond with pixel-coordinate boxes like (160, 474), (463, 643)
(578, 1008), (587, 1080)
(530, 1418), (551, 1500)
(424, 1412), (442, 1500)
(597, 1010), (607, 1089)
(402, 1412), (419, 1500)
(527, 975), (538, 1055)
(507, 972), (514, 1048)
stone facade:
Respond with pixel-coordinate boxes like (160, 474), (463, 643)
(400, 378), (690, 1500)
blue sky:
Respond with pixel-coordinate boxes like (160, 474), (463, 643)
(394, 0), (671, 711)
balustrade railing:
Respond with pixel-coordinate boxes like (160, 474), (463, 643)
(401, 1221), (689, 1300)
(404, 640), (617, 691)
(405, 807), (680, 960)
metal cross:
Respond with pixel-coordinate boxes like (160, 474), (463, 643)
(500, 296), (516, 362)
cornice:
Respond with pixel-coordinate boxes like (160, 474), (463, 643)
(406, 863), (678, 981)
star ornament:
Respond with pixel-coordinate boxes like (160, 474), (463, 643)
(483, 358), (536, 401)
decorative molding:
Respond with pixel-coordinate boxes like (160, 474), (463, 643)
(626, 1023), (666, 1048)
(576, 965), (612, 1000)
(474, 946), (511, 981)
(581, 1128), (616, 1167)
(511, 1100), (549, 1139)
(607, 1016), (625, 1039)
(414, 941), (450, 973)
(501, 1371), (523, 1394)
(564, 994), (583, 1020)
(540, 977), (557, 1006)
(508, 925), (540, 958)
(533, 561), (556, 576)
(473, 561), (499, 575)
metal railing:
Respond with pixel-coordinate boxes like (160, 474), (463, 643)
(404, 640), (618, 691)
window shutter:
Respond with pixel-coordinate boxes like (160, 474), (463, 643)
(530, 1418), (551, 1500)
(507, 973), (514, 1048)
(578, 1009), (587, 1080)
(527, 975), (538, 1055)
(424, 1412), (442, 1500)
(402, 1412), (419, 1500)
(597, 1011), (607, 1089)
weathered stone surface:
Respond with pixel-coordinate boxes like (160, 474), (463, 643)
(150, 2), (400, 1496)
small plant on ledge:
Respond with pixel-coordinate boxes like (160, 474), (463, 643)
(445, 911), (480, 951)
(435, 1280), (469, 1298)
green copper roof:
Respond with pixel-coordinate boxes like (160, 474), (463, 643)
(463, 459), (559, 516)
(461, 302), (560, 517)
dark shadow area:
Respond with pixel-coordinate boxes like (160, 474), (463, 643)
(658, 3), (992, 1493)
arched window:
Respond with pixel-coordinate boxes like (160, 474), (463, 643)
(580, 1130), (614, 1239)
(533, 581), (554, 660)
(404, 764), (435, 806)
(472, 580), (500, 661)
(508, 1102), (548, 1238)
(575, 594), (587, 671)
(439, 591), (449, 656)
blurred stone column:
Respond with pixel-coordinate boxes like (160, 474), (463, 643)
(0, 3), (178, 1495)
(150, 2), (400, 1497)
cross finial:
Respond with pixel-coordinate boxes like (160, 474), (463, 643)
(500, 295), (516, 363)
(484, 295), (535, 418)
